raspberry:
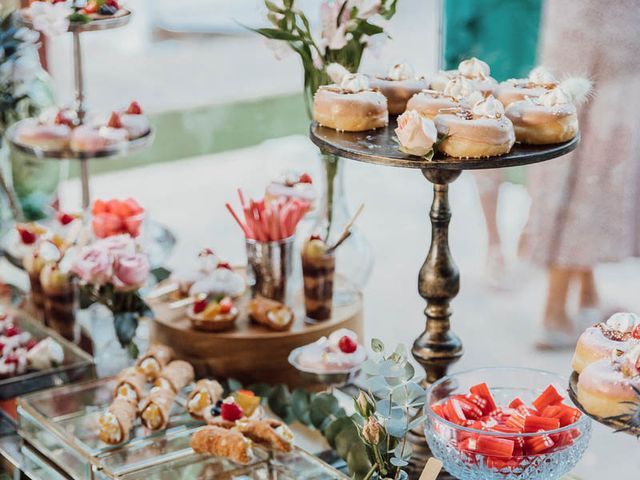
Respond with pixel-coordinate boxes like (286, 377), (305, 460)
(5, 353), (19, 364)
(193, 299), (208, 314)
(4, 325), (19, 337)
(298, 173), (313, 184)
(24, 338), (38, 350)
(338, 335), (357, 354)
(57, 212), (74, 225)
(220, 401), (243, 422)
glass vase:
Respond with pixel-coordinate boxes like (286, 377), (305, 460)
(311, 153), (373, 298)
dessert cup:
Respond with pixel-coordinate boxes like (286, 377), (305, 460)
(301, 249), (335, 322)
(40, 264), (79, 343)
(23, 251), (46, 315)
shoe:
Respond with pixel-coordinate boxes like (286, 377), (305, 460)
(535, 329), (578, 351)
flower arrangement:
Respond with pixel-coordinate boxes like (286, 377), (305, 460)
(72, 234), (152, 356)
(24, 1), (123, 37)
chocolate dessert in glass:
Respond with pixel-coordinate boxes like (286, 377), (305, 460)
(301, 236), (335, 322)
(23, 250), (46, 316)
(40, 263), (79, 342)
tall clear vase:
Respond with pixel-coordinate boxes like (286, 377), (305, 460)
(312, 153), (373, 301)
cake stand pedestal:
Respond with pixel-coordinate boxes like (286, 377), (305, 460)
(310, 117), (579, 478)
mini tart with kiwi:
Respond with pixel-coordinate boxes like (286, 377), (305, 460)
(188, 296), (238, 332)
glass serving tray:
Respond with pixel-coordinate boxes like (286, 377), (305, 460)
(0, 307), (95, 401)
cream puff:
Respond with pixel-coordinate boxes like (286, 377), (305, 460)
(495, 66), (558, 108)
(434, 94), (515, 158)
(505, 78), (591, 145)
(368, 63), (428, 114)
(572, 312), (640, 374)
(14, 119), (72, 151)
(313, 73), (388, 132)
(406, 76), (475, 119)
(431, 57), (497, 96)
(577, 344), (640, 418)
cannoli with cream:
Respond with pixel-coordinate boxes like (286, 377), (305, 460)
(155, 360), (194, 393)
(187, 379), (224, 420)
(248, 296), (294, 331)
(136, 344), (174, 381)
(191, 426), (252, 465)
(140, 387), (176, 430)
(99, 397), (137, 444)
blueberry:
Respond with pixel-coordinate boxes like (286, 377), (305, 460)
(98, 5), (117, 15)
(210, 405), (221, 417)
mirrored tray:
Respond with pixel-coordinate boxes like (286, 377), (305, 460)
(6, 120), (154, 161)
(568, 371), (640, 436)
(20, 9), (132, 33)
(0, 307), (95, 401)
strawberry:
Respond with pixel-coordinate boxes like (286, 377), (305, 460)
(57, 211), (75, 225)
(193, 299), (208, 314)
(338, 335), (357, 353)
(0, 343), (4, 354)
(220, 401), (243, 422)
(4, 353), (19, 364)
(219, 297), (233, 314)
(107, 112), (122, 129)
(16, 225), (37, 245)
(126, 100), (142, 115)
(24, 338), (38, 350)
(298, 173), (312, 184)
(217, 261), (232, 270)
(106, 0), (120, 8)
(4, 324), (19, 337)
(632, 324), (640, 340)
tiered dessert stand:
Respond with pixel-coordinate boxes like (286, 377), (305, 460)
(10, 9), (153, 211)
(310, 117), (579, 477)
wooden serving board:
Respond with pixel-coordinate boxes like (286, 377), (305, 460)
(149, 275), (364, 387)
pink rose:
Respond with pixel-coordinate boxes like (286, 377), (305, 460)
(113, 253), (150, 291)
(395, 110), (438, 156)
(72, 247), (113, 285)
(98, 234), (137, 257)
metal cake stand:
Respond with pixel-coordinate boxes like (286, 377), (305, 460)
(310, 117), (579, 478)
(16, 10), (152, 210)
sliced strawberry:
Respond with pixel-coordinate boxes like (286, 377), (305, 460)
(107, 112), (122, 129)
(126, 100), (142, 115)
(219, 297), (233, 314)
(106, 0), (120, 10)
(4, 353), (19, 364)
(338, 335), (357, 354)
(220, 401), (243, 422)
(469, 383), (497, 414)
(193, 299), (208, 314)
(309, 234), (322, 241)
(298, 173), (312, 184)
(532, 385), (564, 412)
(92, 199), (108, 214)
(24, 338), (38, 350)
(54, 110), (73, 127)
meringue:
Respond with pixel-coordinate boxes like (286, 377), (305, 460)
(387, 63), (414, 81)
(471, 95), (505, 118)
(458, 57), (491, 79)
(340, 73), (370, 93)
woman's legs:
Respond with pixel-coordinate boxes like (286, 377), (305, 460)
(543, 266), (575, 333)
(576, 268), (599, 310)
(475, 170), (503, 257)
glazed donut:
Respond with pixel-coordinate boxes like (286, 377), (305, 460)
(70, 125), (128, 153)
(368, 64), (428, 114)
(572, 312), (640, 374)
(434, 95), (515, 158)
(430, 58), (497, 96)
(495, 66), (558, 107)
(14, 119), (71, 150)
(313, 74), (388, 132)
(577, 345), (640, 418)
(406, 76), (476, 119)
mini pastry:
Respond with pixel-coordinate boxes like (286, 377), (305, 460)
(99, 397), (137, 444)
(495, 66), (558, 108)
(431, 57), (497, 96)
(368, 63), (428, 114)
(577, 345), (640, 418)
(155, 360), (195, 393)
(248, 296), (294, 331)
(70, 124), (128, 153)
(25, 337), (64, 370)
(236, 419), (293, 453)
(136, 344), (174, 381)
(406, 76), (475, 119)
(119, 101), (150, 139)
(313, 73), (388, 132)
(189, 262), (245, 299)
(140, 387), (177, 430)
(169, 249), (218, 296)
(14, 118), (71, 150)
(191, 426), (252, 465)
(395, 109), (437, 157)
(435, 94), (515, 158)
(188, 296), (238, 332)
(572, 312), (640, 374)
(296, 329), (366, 373)
(505, 77), (591, 145)
(114, 367), (147, 403)
(188, 379), (224, 420)
(265, 171), (316, 204)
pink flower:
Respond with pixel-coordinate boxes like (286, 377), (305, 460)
(395, 110), (438, 157)
(348, 0), (382, 19)
(113, 253), (150, 291)
(98, 234), (137, 257)
(72, 247), (113, 286)
(320, 1), (350, 51)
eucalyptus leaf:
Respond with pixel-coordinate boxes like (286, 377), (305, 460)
(291, 389), (311, 425)
(379, 359), (405, 378)
(113, 311), (138, 349)
(335, 426), (360, 459)
(408, 414), (427, 431)
(268, 384), (292, 420)
(309, 393), (340, 430)
(361, 359), (380, 376)
(324, 417), (355, 449)
(390, 457), (408, 467)
(366, 375), (390, 396)
(346, 442), (372, 478)
(247, 382), (272, 398)
(386, 417), (408, 438)
(394, 440), (413, 460)
(391, 384), (409, 405)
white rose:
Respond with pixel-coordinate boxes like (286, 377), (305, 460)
(458, 57), (490, 79)
(395, 110), (438, 156)
(387, 63), (414, 81)
(471, 95), (505, 118)
(340, 73), (369, 93)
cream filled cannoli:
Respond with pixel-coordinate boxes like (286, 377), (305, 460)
(190, 426), (252, 465)
(99, 397), (137, 444)
(248, 296), (294, 331)
(140, 387), (177, 430)
(155, 360), (195, 393)
(236, 419), (293, 453)
(187, 379), (224, 420)
(136, 344), (174, 381)
(114, 367), (147, 403)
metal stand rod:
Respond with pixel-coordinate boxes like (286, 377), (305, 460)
(72, 30), (90, 209)
(79, 159), (90, 211)
(408, 168), (463, 479)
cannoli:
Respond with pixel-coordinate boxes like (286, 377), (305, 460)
(236, 419), (293, 453)
(99, 397), (137, 444)
(187, 379), (224, 420)
(136, 344), (174, 381)
(140, 387), (177, 430)
(248, 296), (294, 331)
(114, 367), (147, 403)
(191, 426), (252, 465)
(155, 360), (195, 393)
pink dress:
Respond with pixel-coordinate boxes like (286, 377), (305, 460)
(524, 0), (640, 268)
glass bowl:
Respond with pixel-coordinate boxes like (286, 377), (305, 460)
(424, 367), (592, 480)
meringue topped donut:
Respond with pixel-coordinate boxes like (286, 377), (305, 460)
(495, 66), (558, 108)
(313, 74), (388, 132)
(406, 76), (475, 119)
(577, 344), (640, 418)
(368, 63), (428, 114)
(434, 94), (515, 158)
(431, 57), (497, 96)
(14, 119), (71, 151)
(572, 312), (640, 374)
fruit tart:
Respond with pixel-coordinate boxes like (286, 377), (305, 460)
(188, 295), (239, 332)
(295, 329), (366, 373)
(368, 63), (429, 114)
(248, 296), (294, 331)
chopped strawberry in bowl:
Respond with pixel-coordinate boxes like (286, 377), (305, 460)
(424, 367), (591, 479)
(91, 197), (145, 238)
